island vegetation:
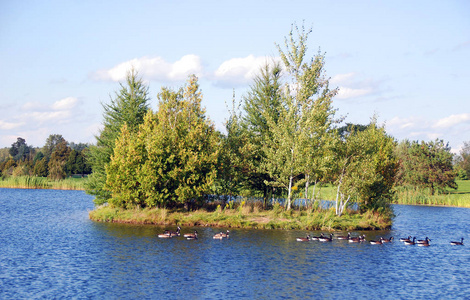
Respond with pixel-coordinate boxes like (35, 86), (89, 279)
(1, 24), (469, 230)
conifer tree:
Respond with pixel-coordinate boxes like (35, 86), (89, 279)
(86, 69), (150, 205)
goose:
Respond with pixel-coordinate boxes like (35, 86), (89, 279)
(213, 230), (230, 239)
(404, 237), (416, 245)
(337, 233), (351, 240)
(310, 233), (324, 241)
(417, 237), (431, 244)
(158, 230), (172, 238)
(184, 230), (198, 239)
(349, 234), (366, 243)
(450, 238), (464, 246)
(417, 237), (430, 247)
(382, 236), (394, 243)
(319, 233), (334, 242)
(370, 237), (383, 245)
(296, 235), (310, 242)
(399, 236), (412, 243)
(168, 226), (181, 237)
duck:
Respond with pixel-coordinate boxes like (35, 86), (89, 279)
(399, 236), (412, 243)
(404, 237), (416, 245)
(319, 233), (334, 242)
(382, 236), (394, 243)
(213, 230), (230, 239)
(184, 230), (198, 240)
(417, 237), (430, 247)
(337, 233), (351, 240)
(450, 238), (464, 246)
(310, 233), (324, 241)
(417, 237), (431, 244)
(296, 235), (310, 242)
(370, 237), (384, 245)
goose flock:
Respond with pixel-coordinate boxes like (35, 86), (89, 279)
(157, 227), (464, 246)
(157, 227), (230, 240)
(296, 232), (464, 246)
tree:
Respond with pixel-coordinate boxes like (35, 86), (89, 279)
(106, 75), (219, 209)
(214, 93), (250, 204)
(455, 141), (470, 180)
(396, 139), (457, 195)
(48, 141), (71, 180)
(241, 62), (283, 206)
(42, 134), (66, 161)
(86, 68), (150, 205)
(261, 22), (338, 210)
(9, 137), (32, 161)
(334, 120), (398, 215)
(33, 158), (48, 177)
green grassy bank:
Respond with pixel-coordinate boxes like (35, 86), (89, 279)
(0, 176), (87, 190)
(393, 180), (470, 208)
(89, 202), (392, 231)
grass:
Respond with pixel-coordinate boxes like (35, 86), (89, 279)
(393, 180), (470, 208)
(89, 201), (393, 231)
(0, 176), (87, 190)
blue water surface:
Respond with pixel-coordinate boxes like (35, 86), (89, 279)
(0, 189), (469, 299)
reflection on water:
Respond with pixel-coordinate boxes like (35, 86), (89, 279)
(0, 189), (468, 298)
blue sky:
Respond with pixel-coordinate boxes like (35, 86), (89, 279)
(1, 0), (469, 152)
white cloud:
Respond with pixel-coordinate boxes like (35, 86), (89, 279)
(336, 87), (373, 99)
(330, 72), (376, 100)
(212, 55), (279, 87)
(52, 97), (78, 111)
(0, 120), (24, 130)
(91, 55), (203, 82)
(433, 113), (470, 129)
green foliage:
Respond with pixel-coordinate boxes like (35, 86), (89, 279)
(48, 141), (71, 180)
(86, 69), (150, 205)
(455, 141), (470, 180)
(9, 137), (33, 161)
(334, 119), (398, 213)
(396, 139), (457, 195)
(106, 75), (219, 209)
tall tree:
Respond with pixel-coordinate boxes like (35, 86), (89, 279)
(86, 68), (150, 205)
(48, 141), (71, 180)
(241, 62), (283, 206)
(106, 75), (219, 209)
(334, 120), (397, 215)
(42, 134), (66, 161)
(9, 137), (32, 161)
(261, 22), (338, 210)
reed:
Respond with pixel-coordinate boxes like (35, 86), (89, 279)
(394, 180), (470, 208)
(0, 176), (87, 190)
(89, 201), (392, 230)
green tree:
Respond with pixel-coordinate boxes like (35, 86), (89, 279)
(261, 23), (338, 210)
(334, 120), (398, 214)
(396, 139), (457, 195)
(106, 75), (219, 209)
(33, 158), (48, 177)
(241, 62), (283, 207)
(455, 141), (470, 180)
(86, 68), (150, 205)
(9, 137), (32, 161)
(48, 141), (71, 180)
(42, 134), (66, 161)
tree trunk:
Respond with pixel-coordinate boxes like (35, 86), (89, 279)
(287, 174), (293, 210)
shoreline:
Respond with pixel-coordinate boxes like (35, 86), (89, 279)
(88, 205), (393, 231)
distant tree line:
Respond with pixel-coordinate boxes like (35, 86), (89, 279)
(0, 135), (91, 180)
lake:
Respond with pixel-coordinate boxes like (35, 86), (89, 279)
(0, 189), (468, 299)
